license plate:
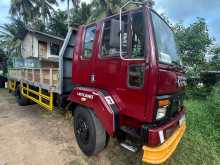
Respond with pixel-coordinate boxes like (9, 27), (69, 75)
(179, 115), (186, 127)
(166, 128), (174, 138)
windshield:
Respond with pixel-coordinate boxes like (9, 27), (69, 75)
(151, 11), (181, 66)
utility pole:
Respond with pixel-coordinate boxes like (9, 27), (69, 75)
(67, 0), (70, 29)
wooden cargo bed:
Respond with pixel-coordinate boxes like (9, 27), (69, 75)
(8, 68), (60, 93)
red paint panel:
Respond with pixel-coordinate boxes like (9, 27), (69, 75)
(68, 87), (115, 135)
(158, 64), (186, 95)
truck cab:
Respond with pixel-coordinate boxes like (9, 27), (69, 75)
(68, 3), (186, 164)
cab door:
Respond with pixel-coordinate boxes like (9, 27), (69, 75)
(92, 10), (149, 122)
(72, 25), (97, 86)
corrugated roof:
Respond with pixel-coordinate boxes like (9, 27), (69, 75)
(27, 29), (64, 41)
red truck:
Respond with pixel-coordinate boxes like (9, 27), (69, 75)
(7, 2), (187, 164)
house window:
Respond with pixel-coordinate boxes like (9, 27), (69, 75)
(50, 43), (60, 56)
(38, 41), (47, 58)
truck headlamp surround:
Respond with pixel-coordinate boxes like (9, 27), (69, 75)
(156, 99), (170, 120)
(156, 106), (168, 120)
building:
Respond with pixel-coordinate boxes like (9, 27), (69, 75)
(21, 29), (64, 68)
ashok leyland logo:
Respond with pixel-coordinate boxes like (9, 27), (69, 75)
(177, 76), (187, 87)
(77, 92), (94, 99)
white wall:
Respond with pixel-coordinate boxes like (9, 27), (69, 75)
(33, 37), (39, 58)
(21, 33), (33, 58)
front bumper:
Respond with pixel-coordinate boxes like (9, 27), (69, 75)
(142, 123), (186, 164)
(142, 110), (186, 164)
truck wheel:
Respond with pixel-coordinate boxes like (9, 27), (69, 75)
(0, 81), (3, 88)
(74, 106), (106, 156)
(15, 85), (29, 106)
(0, 78), (4, 88)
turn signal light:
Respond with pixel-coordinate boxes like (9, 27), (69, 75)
(159, 99), (170, 107)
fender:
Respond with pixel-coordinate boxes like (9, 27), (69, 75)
(68, 87), (119, 135)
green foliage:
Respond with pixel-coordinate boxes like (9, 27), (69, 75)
(173, 18), (213, 78)
(0, 49), (5, 56)
(186, 85), (212, 99)
(31, 18), (46, 32)
(201, 83), (220, 152)
(70, 2), (92, 25)
(88, 0), (148, 22)
(163, 84), (220, 164)
(10, 0), (36, 23)
(209, 47), (220, 71)
(175, 99), (220, 165)
(174, 18), (213, 66)
(35, 0), (57, 24)
(206, 83), (220, 130)
(47, 10), (68, 38)
(0, 18), (26, 57)
(10, 0), (57, 25)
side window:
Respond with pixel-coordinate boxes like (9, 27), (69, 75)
(82, 26), (96, 59)
(128, 64), (145, 88)
(101, 15), (128, 57)
(50, 43), (60, 56)
(131, 11), (145, 58)
(38, 41), (47, 58)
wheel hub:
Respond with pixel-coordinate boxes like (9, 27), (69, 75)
(76, 117), (89, 144)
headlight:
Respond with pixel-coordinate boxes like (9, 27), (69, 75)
(156, 106), (167, 120)
(156, 99), (170, 120)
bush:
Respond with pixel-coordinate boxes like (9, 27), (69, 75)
(177, 84), (220, 165)
(206, 83), (220, 131)
(186, 85), (212, 99)
(191, 83), (220, 154)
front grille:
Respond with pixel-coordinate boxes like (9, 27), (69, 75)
(168, 93), (184, 118)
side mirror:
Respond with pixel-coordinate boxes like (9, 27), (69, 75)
(109, 19), (124, 48)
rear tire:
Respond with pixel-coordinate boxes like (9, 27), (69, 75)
(15, 85), (30, 106)
(74, 106), (106, 156)
(0, 76), (6, 88)
(0, 81), (4, 88)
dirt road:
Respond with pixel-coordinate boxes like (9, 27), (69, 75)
(0, 89), (142, 165)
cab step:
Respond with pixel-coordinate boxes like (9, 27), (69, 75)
(120, 142), (138, 153)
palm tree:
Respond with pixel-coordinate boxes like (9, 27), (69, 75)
(36, 0), (58, 25)
(10, 0), (59, 26)
(68, 2), (92, 25)
(10, 0), (35, 24)
(0, 18), (26, 57)
(59, 0), (81, 28)
(89, 0), (154, 21)
(47, 10), (68, 37)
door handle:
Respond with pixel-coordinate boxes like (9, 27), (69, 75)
(89, 74), (96, 83)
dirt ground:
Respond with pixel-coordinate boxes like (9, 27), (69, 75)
(0, 89), (143, 165)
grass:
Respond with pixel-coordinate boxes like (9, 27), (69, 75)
(161, 85), (220, 165)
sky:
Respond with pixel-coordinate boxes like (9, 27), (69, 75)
(0, 0), (219, 45)
(154, 0), (220, 46)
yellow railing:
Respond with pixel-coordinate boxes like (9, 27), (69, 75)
(21, 83), (54, 111)
(8, 80), (16, 91)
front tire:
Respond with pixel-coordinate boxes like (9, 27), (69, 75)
(74, 106), (106, 156)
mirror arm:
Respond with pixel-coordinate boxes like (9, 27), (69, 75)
(119, 8), (123, 60)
